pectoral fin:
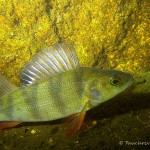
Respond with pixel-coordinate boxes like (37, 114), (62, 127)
(0, 122), (21, 130)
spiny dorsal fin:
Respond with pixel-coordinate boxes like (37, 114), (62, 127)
(20, 43), (80, 86)
(0, 75), (16, 98)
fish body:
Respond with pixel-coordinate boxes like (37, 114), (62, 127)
(0, 43), (134, 134)
(0, 67), (133, 122)
(1, 68), (84, 121)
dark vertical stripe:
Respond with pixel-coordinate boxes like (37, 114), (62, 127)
(0, 91), (15, 121)
(8, 93), (14, 120)
(47, 73), (67, 116)
(20, 82), (42, 120)
(73, 67), (85, 98)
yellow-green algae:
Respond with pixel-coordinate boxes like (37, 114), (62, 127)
(0, 0), (149, 85)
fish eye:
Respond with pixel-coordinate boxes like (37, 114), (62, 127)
(109, 76), (121, 86)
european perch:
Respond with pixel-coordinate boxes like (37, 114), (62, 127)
(0, 43), (134, 135)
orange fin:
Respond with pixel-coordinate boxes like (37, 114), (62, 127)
(65, 111), (86, 136)
(0, 122), (21, 130)
(65, 100), (90, 136)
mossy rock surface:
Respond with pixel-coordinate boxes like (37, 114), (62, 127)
(0, 0), (149, 84)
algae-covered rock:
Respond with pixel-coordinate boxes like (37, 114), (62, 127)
(0, 0), (58, 84)
(0, 0), (149, 84)
(49, 0), (149, 72)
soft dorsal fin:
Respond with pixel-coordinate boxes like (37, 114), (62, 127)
(0, 75), (17, 98)
(20, 43), (80, 85)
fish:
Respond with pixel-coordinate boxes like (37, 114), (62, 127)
(0, 43), (134, 135)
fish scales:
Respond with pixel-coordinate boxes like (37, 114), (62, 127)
(0, 68), (87, 122)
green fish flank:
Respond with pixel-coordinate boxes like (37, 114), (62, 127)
(0, 43), (134, 134)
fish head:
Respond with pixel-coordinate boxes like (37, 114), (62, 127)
(83, 69), (134, 109)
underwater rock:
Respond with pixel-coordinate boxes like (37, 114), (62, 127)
(0, 0), (149, 85)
